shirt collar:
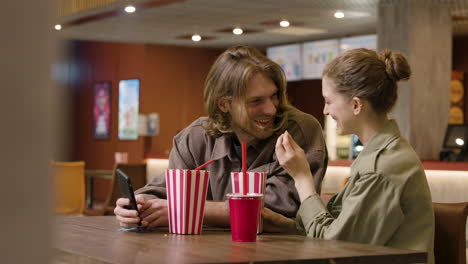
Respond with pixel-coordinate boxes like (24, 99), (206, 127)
(210, 132), (279, 161)
(351, 119), (400, 173)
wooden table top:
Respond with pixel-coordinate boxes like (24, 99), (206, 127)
(52, 216), (427, 264)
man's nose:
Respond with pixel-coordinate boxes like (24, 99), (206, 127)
(263, 99), (277, 115)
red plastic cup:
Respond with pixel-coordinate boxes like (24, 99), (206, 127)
(227, 193), (263, 242)
(230, 172), (266, 233)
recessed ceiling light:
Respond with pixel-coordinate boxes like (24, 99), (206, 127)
(279, 20), (290, 27)
(334, 11), (345, 18)
(54, 24), (62, 30)
(125, 5), (136, 13)
(192, 34), (202, 42)
(232, 27), (243, 35)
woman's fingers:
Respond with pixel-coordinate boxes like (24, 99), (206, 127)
(282, 131), (295, 153)
(285, 131), (301, 149)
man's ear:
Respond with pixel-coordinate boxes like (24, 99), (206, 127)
(352, 97), (363, 115)
(217, 97), (231, 113)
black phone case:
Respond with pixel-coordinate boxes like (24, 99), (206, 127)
(116, 169), (138, 211)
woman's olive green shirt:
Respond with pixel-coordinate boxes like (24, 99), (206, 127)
(296, 120), (434, 264)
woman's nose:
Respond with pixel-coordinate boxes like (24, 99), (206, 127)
(323, 105), (329, 116)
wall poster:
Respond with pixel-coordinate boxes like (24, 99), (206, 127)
(93, 81), (111, 139)
(118, 79), (140, 140)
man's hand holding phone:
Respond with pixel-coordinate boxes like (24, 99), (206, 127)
(114, 194), (169, 229)
(114, 194), (147, 228)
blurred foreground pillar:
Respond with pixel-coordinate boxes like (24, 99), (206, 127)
(378, 0), (452, 160)
(0, 0), (56, 263)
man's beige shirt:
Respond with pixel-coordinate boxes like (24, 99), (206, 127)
(137, 108), (327, 217)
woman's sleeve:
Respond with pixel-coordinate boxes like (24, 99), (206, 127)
(296, 172), (404, 245)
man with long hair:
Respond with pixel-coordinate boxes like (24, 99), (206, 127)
(114, 46), (327, 231)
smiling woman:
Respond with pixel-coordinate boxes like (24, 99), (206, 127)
(275, 48), (435, 264)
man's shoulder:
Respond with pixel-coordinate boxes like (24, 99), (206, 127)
(286, 107), (323, 132)
(174, 117), (210, 141)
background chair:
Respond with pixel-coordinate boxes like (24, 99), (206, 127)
(84, 163), (147, 216)
(52, 161), (86, 214)
(433, 202), (468, 264)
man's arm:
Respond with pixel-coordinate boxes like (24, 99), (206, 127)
(203, 201), (231, 227)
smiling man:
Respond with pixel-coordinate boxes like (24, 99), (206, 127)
(114, 46), (328, 231)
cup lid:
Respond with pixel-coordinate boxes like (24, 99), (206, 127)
(227, 193), (263, 198)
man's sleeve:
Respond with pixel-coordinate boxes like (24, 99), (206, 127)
(135, 135), (195, 199)
(298, 116), (328, 195)
(263, 115), (327, 218)
(296, 172), (404, 244)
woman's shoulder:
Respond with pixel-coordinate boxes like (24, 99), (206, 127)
(375, 136), (425, 185)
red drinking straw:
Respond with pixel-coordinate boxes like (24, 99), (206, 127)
(241, 142), (248, 195)
(194, 160), (214, 171)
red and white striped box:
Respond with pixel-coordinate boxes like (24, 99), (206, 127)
(165, 169), (210, 235)
(230, 172), (267, 232)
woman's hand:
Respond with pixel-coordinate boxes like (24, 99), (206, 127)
(275, 131), (312, 180)
(275, 131), (317, 201)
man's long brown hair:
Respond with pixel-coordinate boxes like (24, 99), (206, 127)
(203, 45), (292, 137)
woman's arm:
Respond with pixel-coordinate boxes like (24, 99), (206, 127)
(275, 131), (317, 202)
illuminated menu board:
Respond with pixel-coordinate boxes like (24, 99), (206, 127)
(339, 34), (377, 53)
(302, 39), (340, 80)
(266, 44), (302, 81)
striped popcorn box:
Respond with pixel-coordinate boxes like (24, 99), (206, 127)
(165, 169), (210, 235)
(230, 172), (267, 233)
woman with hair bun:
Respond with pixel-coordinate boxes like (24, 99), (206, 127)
(274, 48), (434, 263)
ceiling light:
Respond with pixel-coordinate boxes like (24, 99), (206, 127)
(279, 20), (290, 27)
(334, 11), (345, 18)
(456, 138), (464, 146)
(125, 5), (136, 13)
(54, 24), (62, 31)
(232, 27), (243, 35)
(192, 34), (202, 42)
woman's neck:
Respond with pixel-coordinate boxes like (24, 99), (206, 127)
(356, 113), (389, 146)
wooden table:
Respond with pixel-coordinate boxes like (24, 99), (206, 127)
(52, 216), (427, 264)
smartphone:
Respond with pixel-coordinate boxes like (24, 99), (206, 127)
(116, 168), (141, 226)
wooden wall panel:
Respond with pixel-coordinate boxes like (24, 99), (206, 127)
(141, 46), (220, 155)
(287, 80), (325, 127)
(73, 41), (221, 169)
